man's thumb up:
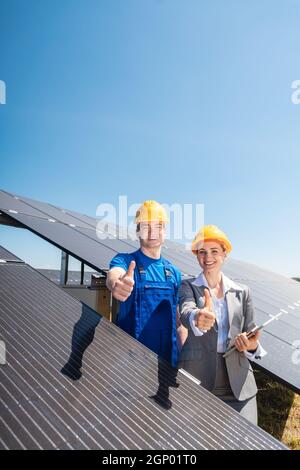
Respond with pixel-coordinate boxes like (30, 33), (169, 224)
(125, 260), (136, 279)
(112, 260), (135, 302)
(204, 288), (213, 311)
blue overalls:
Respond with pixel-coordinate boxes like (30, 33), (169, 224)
(117, 251), (178, 368)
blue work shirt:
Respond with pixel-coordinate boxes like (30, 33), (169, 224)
(109, 249), (181, 328)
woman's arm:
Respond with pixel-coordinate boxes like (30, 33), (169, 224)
(242, 286), (256, 333)
(179, 280), (199, 329)
(179, 281), (215, 332)
(234, 287), (266, 357)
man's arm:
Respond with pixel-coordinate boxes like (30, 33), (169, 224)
(106, 267), (126, 291)
(106, 261), (136, 302)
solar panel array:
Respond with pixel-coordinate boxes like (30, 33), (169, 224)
(0, 189), (300, 393)
(0, 250), (287, 449)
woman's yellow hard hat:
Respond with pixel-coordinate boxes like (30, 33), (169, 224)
(191, 225), (232, 254)
(135, 200), (169, 224)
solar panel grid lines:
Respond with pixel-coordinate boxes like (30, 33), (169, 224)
(1, 336), (148, 450)
(1, 192), (299, 400)
(0, 378), (72, 450)
(239, 281), (300, 320)
(0, 266), (248, 450)
(247, 288), (300, 331)
(0, 290), (246, 452)
(0, 308), (274, 452)
(253, 308), (300, 346)
(0, 382), (58, 450)
(224, 260), (298, 284)
(0, 415), (26, 450)
(0, 262), (223, 450)
(0, 260), (287, 449)
(15, 280), (288, 452)
(1, 350), (99, 449)
(0, 286), (153, 449)
(96, 324), (286, 450)
(1, 325), (178, 450)
(246, 279), (300, 306)
(1, 306), (192, 450)
(252, 332), (300, 393)
(0, 276), (137, 448)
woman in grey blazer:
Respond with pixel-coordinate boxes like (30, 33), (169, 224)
(179, 225), (266, 425)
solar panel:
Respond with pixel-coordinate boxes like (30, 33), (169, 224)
(253, 331), (300, 392)
(0, 246), (23, 262)
(0, 252), (287, 450)
(0, 210), (116, 272)
(253, 308), (300, 345)
(0, 190), (300, 393)
(0, 190), (50, 219)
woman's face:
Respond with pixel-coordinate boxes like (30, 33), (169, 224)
(196, 240), (226, 274)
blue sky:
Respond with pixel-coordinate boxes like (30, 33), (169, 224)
(0, 0), (300, 276)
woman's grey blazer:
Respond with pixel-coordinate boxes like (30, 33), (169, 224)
(179, 277), (261, 401)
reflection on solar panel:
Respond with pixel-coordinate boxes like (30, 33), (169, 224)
(0, 246), (23, 262)
(0, 189), (300, 393)
(0, 252), (287, 449)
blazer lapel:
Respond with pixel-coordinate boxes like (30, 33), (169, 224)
(225, 290), (235, 330)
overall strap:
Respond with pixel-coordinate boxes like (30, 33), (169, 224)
(161, 258), (177, 287)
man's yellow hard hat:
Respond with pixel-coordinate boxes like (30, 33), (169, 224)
(191, 225), (232, 255)
(135, 200), (169, 224)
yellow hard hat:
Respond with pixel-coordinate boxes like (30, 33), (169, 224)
(191, 225), (232, 255)
(135, 200), (169, 224)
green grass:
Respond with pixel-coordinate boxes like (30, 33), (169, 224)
(255, 369), (300, 450)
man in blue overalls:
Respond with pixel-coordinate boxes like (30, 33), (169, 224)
(106, 200), (182, 368)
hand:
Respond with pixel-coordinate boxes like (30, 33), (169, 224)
(112, 261), (136, 302)
(195, 289), (216, 331)
(234, 330), (260, 352)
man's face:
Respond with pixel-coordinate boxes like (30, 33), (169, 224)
(138, 221), (166, 249)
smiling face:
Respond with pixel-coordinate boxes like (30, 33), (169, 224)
(137, 221), (166, 249)
(196, 240), (227, 274)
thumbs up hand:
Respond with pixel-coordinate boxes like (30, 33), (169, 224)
(112, 260), (136, 302)
(195, 288), (216, 331)
(203, 288), (213, 311)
